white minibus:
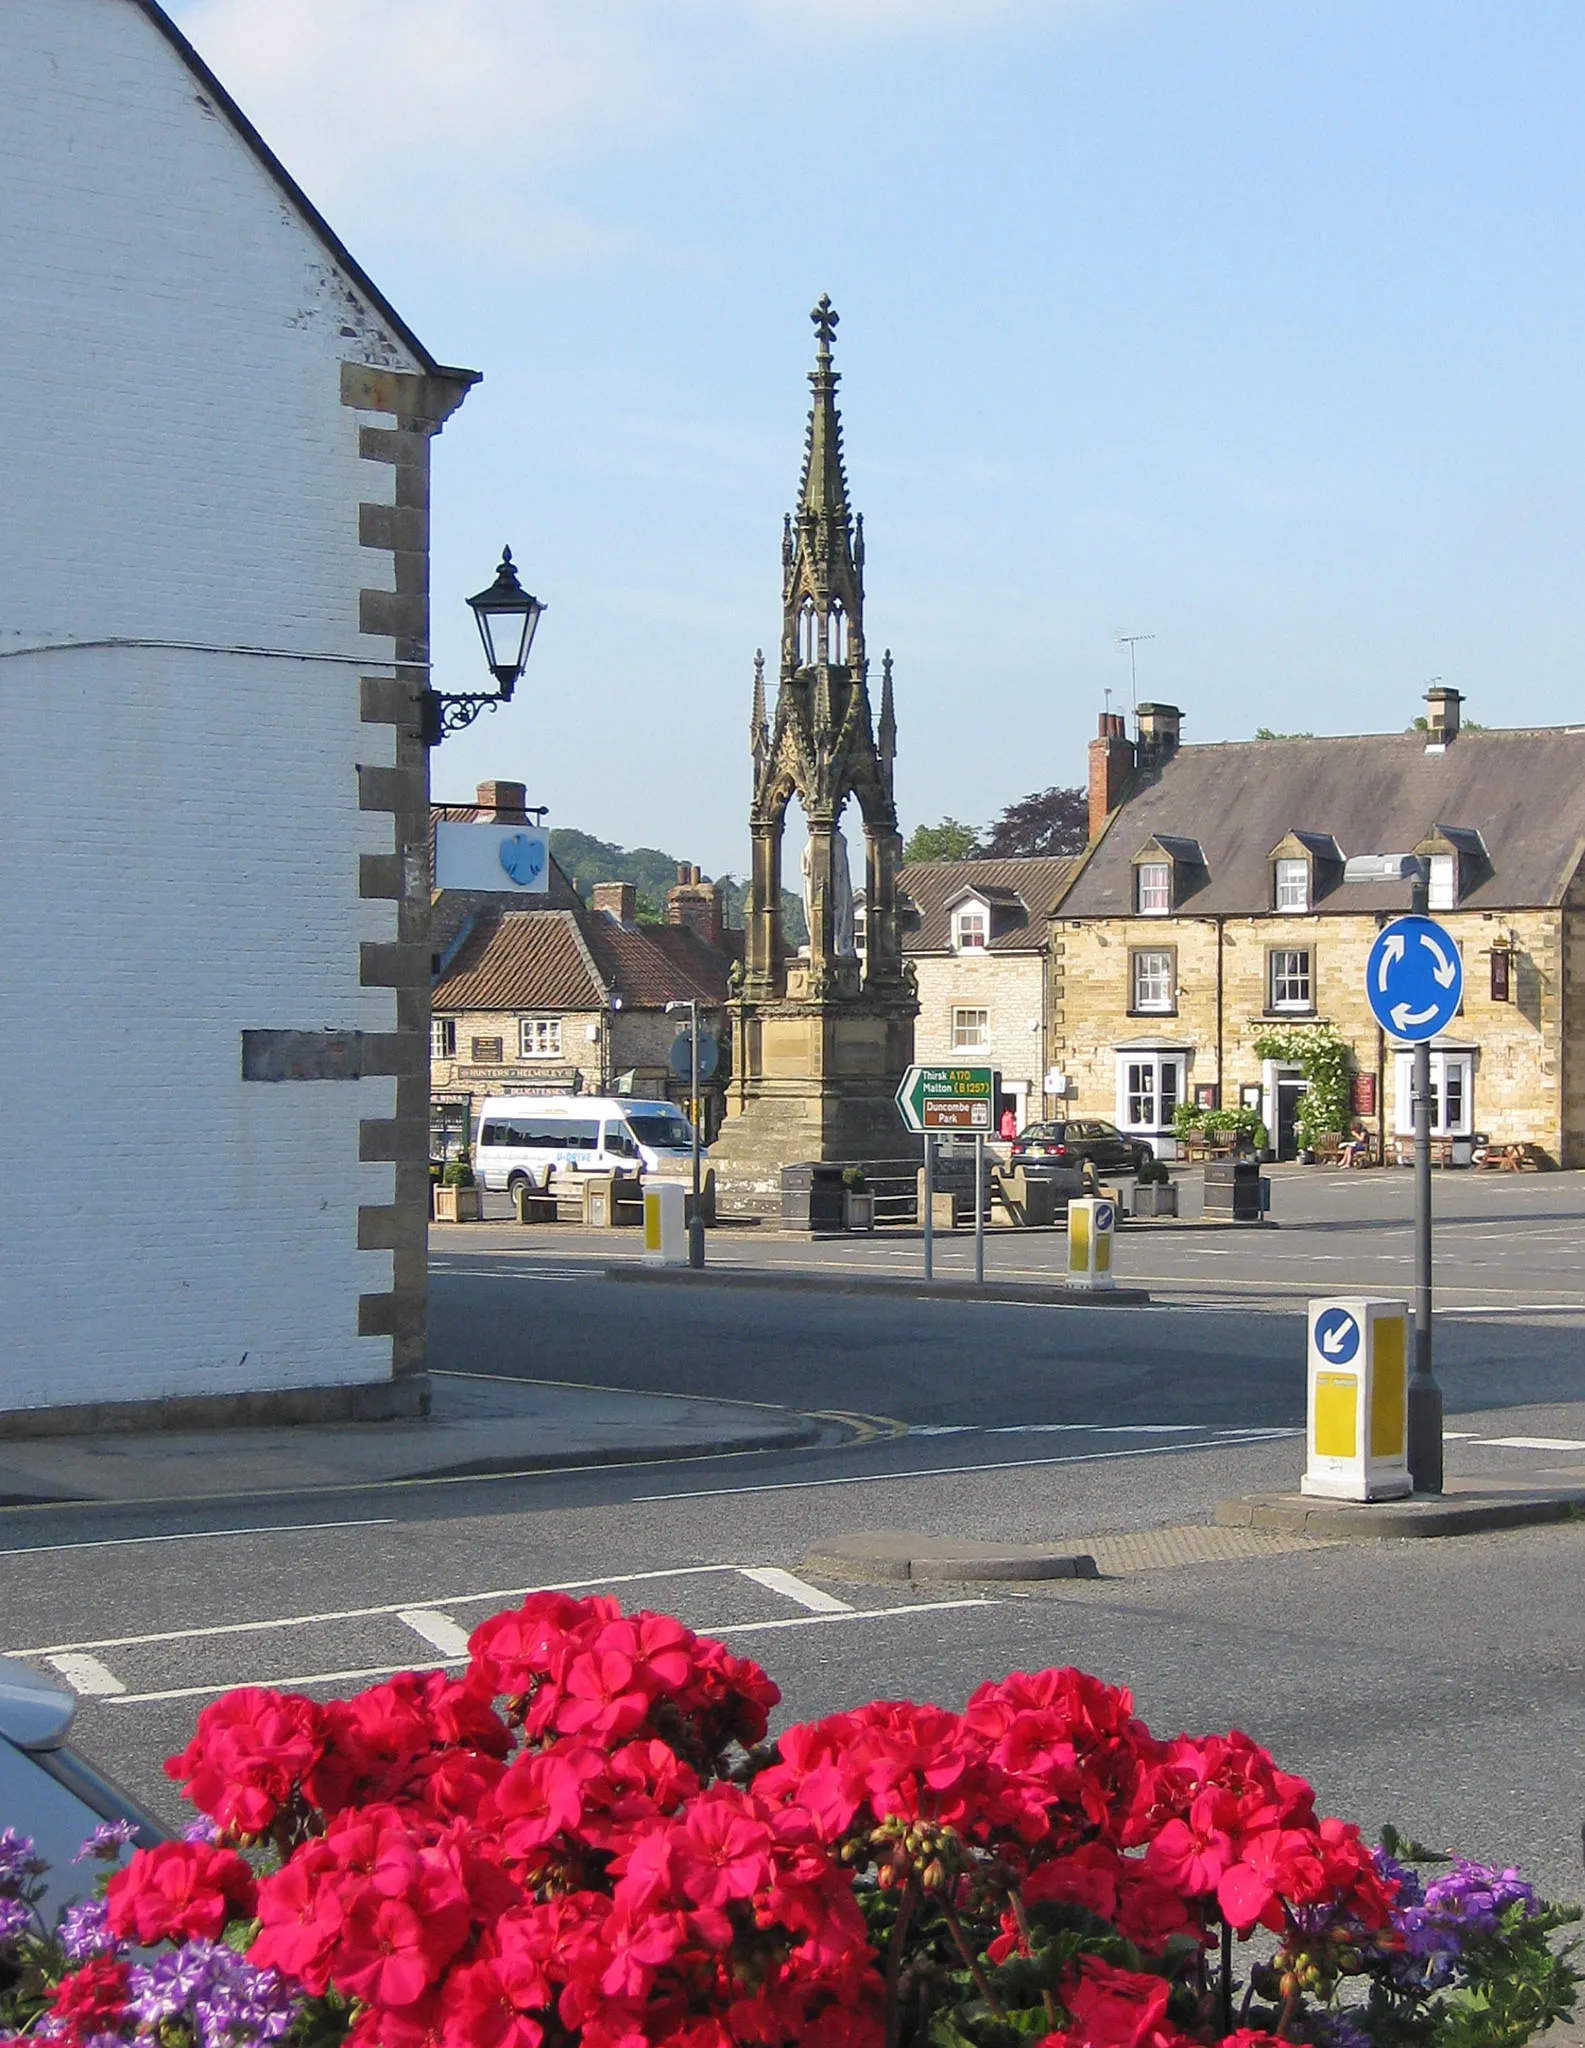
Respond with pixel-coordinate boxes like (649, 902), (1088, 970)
(472, 1096), (702, 1194)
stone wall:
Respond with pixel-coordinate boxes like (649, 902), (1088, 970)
(0, 0), (467, 1425)
(1051, 907), (1568, 1158)
(911, 952), (1048, 1117)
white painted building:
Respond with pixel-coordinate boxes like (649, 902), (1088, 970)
(0, 0), (475, 1427)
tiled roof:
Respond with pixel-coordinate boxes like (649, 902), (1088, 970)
(1063, 726), (1585, 917)
(895, 857), (1078, 955)
(433, 912), (603, 1012)
(433, 907), (732, 1014)
(581, 918), (728, 1008)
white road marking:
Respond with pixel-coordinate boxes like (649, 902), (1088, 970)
(0, 1519), (394, 1559)
(986, 1423), (1206, 1436)
(721, 1598), (994, 1636)
(47, 1653), (125, 1698)
(6, 1565), (746, 1660)
(633, 1432), (1304, 1503)
(736, 1567), (852, 1614)
(105, 1599), (998, 1705)
(1477, 1436), (1585, 1452)
(397, 1609), (475, 1658)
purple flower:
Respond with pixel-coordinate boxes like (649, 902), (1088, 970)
(181, 1814), (221, 1846)
(0, 1829), (38, 1893)
(73, 1821), (138, 1864)
(1313, 2014), (1372, 2048)
(58, 1896), (121, 1964)
(128, 1941), (299, 2048)
(0, 1895), (32, 1946)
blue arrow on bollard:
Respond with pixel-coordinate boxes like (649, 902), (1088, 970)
(1314, 1306), (1359, 1364)
(1365, 915), (1463, 1041)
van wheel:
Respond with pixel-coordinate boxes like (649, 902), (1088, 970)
(507, 1174), (529, 1197)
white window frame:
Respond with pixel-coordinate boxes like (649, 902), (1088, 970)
(1131, 949), (1174, 1014)
(853, 911), (866, 956)
(1393, 1050), (1473, 1137)
(1428, 853), (1457, 911)
(953, 903), (989, 952)
(1115, 1052), (1186, 1135)
(951, 1006), (989, 1051)
(431, 1016), (456, 1059)
(519, 1017), (563, 1060)
(1136, 862), (1171, 915)
(1274, 858), (1309, 913)
(1269, 947), (1313, 1012)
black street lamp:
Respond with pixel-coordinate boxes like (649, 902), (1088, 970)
(420, 547), (544, 747)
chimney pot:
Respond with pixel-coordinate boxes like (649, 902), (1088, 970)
(1087, 721), (1136, 842)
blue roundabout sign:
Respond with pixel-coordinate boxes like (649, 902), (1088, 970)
(1365, 914), (1462, 1042)
(1314, 1306), (1360, 1364)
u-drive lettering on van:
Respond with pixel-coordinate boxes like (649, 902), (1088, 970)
(472, 1096), (701, 1194)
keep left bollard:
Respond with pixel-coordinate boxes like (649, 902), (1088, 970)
(1065, 1196), (1115, 1292)
(1301, 1297), (1411, 1500)
(642, 1180), (687, 1267)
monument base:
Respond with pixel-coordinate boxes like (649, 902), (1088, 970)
(711, 989), (919, 1217)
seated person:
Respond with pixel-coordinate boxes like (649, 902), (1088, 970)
(1338, 1121), (1371, 1167)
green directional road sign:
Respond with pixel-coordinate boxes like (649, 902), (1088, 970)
(895, 1063), (996, 1134)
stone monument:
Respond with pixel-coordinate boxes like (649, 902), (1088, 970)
(711, 297), (919, 1213)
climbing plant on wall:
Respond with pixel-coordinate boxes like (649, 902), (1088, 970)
(1251, 1022), (1353, 1149)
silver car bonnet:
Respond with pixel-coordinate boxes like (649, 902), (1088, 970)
(0, 1654), (76, 1751)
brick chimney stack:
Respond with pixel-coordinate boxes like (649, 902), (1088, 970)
(1088, 712), (1134, 842)
(474, 780), (528, 823)
(666, 864), (724, 946)
(591, 881), (637, 923)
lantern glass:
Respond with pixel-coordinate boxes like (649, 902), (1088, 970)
(467, 547), (543, 684)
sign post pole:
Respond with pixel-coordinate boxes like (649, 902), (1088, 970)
(896, 1064), (996, 1284)
(974, 1134), (985, 1285)
(1358, 882), (1456, 1495)
(922, 1134), (934, 1281)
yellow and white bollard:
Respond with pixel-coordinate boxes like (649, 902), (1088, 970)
(1065, 1196), (1115, 1292)
(1301, 1297), (1411, 1500)
(642, 1180), (687, 1267)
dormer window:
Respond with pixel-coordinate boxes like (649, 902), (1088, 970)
(1275, 858), (1309, 913)
(1428, 853), (1456, 911)
(1136, 861), (1171, 915)
(953, 903), (988, 952)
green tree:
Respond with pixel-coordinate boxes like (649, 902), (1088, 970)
(903, 817), (981, 862)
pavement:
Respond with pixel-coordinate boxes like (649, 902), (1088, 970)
(0, 1369), (823, 1507)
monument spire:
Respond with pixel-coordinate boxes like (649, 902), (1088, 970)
(799, 294), (851, 530)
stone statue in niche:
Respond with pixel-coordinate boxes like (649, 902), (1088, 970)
(801, 829), (857, 958)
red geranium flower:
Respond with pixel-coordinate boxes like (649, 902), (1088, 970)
(106, 1838), (257, 1944)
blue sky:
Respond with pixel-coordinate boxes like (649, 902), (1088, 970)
(174, 0), (1585, 879)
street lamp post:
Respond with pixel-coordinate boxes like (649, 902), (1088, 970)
(666, 999), (707, 1269)
(1344, 851), (1443, 1493)
(420, 547), (545, 746)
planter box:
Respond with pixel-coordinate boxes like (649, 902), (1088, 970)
(844, 1189), (875, 1232)
(434, 1185), (481, 1222)
(1133, 1182), (1178, 1218)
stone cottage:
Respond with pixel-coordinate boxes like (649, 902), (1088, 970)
(1051, 690), (1585, 1163)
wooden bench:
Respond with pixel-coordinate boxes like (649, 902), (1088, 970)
(1477, 1141), (1542, 1172)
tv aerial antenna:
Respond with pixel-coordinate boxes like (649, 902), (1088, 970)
(1118, 632), (1155, 712)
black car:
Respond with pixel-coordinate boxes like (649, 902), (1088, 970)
(1011, 1118), (1154, 1175)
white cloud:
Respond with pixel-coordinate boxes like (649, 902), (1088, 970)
(165, 0), (1068, 270)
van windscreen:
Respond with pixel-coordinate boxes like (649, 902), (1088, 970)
(627, 1112), (694, 1149)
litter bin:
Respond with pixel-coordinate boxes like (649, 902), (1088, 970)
(582, 1176), (617, 1228)
(782, 1162), (846, 1233)
(1204, 1157), (1261, 1222)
